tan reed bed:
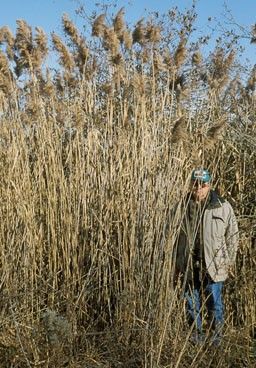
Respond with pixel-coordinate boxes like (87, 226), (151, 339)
(0, 7), (255, 367)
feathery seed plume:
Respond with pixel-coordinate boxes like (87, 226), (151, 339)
(52, 32), (75, 72)
(171, 117), (189, 144)
(228, 77), (240, 97)
(15, 20), (33, 52)
(141, 48), (150, 63)
(111, 53), (123, 66)
(101, 82), (113, 95)
(62, 13), (80, 45)
(92, 13), (106, 37)
(123, 30), (133, 49)
(132, 19), (145, 45)
(34, 27), (48, 57)
(40, 68), (55, 96)
(113, 7), (125, 40)
(102, 27), (119, 55)
(250, 23), (256, 43)
(246, 66), (256, 92)
(206, 121), (226, 140)
(209, 48), (235, 90)
(61, 14), (89, 72)
(225, 50), (235, 71)
(0, 51), (10, 76)
(174, 39), (187, 69)
(211, 47), (225, 77)
(63, 70), (77, 88)
(192, 51), (202, 65)
(153, 53), (166, 73)
(0, 30), (3, 44)
(0, 51), (13, 94)
(145, 24), (161, 43)
(76, 39), (89, 73)
(173, 74), (186, 91)
(163, 48), (174, 69)
(54, 73), (65, 94)
(204, 121), (226, 151)
(33, 27), (48, 70)
(14, 20), (34, 73)
(0, 26), (15, 60)
(0, 26), (15, 50)
(131, 72), (145, 94)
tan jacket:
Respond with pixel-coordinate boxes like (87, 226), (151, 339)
(175, 191), (239, 282)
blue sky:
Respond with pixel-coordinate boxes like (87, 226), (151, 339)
(1, 0), (255, 67)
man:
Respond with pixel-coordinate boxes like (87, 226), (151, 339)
(175, 168), (239, 343)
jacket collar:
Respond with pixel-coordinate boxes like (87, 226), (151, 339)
(206, 190), (225, 209)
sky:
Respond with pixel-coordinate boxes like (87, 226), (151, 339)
(1, 0), (255, 68)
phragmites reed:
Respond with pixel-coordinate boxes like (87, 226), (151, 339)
(225, 49), (235, 67)
(34, 27), (48, 57)
(14, 19), (34, 74)
(113, 7), (125, 40)
(246, 65), (256, 92)
(171, 116), (189, 144)
(0, 51), (11, 77)
(62, 14), (89, 73)
(15, 20), (33, 50)
(122, 30), (133, 49)
(0, 51), (13, 94)
(2, 26), (15, 45)
(145, 23), (161, 44)
(62, 13), (80, 46)
(153, 53), (166, 73)
(13, 21), (48, 74)
(192, 50), (202, 65)
(208, 48), (235, 90)
(0, 28), (4, 43)
(250, 23), (256, 44)
(174, 38), (187, 69)
(92, 13), (106, 37)
(228, 77), (240, 98)
(174, 73), (189, 103)
(75, 39), (89, 73)
(210, 47), (225, 78)
(54, 72), (65, 94)
(132, 19), (145, 45)
(63, 70), (77, 88)
(0, 9), (255, 368)
(111, 53), (123, 66)
(0, 26), (15, 59)
(40, 68), (55, 97)
(51, 32), (75, 72)
(140, 47), (150, 63)
(173, 74), (186, 91)
(163, 48), (174, 69)
(207, 120), (226, 139)
(130, 72), (146, 94)
(204, 120), (226, 151)
(33, 27), (48, 70)
(102, 27), (119, 56)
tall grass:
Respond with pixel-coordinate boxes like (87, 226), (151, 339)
(0, 7), (255, 367)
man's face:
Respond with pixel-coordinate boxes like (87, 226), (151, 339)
(191, 180), (210, 202)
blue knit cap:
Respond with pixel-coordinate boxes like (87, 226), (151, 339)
(191, 168), (211, 183)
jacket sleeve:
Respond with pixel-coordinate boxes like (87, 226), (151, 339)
(225, 202), (239, 266)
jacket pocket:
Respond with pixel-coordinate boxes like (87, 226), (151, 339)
(212, 214), (226, 238)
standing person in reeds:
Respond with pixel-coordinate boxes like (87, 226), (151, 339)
(175, 168), (239, 344)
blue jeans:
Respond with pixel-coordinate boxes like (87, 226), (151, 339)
(185, 271), (224, 336)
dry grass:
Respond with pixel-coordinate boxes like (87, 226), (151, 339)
(0, 6), (255, 368)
